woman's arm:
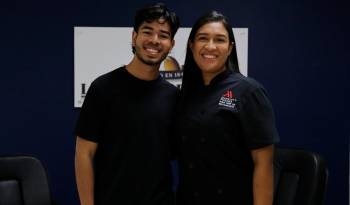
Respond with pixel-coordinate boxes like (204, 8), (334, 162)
(251, 145), (274, 205)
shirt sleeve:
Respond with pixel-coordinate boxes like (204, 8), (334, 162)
(239, 87), (279, 149)
(74, 80), (105, 142)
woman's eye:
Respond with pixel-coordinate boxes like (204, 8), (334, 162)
(216, 38), (227, 43)
(197, 37), (207, 41)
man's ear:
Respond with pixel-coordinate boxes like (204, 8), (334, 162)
(171, 39), (175, 49)
(132, 31), (137, 47)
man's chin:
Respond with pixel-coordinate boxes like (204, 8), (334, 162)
(141, 57), (164, 66)
(136, 52), (167, 67)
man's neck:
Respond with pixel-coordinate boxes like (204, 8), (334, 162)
(125, 57), (160, 81)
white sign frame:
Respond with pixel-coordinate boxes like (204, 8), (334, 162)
(74, 27), (248, 107)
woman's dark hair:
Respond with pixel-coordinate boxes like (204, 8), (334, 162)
(181, 11), (240, 98)
(132, 3), (180, 53)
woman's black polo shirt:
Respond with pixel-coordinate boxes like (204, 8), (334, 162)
(177, 70), (279, 205)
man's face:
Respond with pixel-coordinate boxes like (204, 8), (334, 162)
(132, 19), (175, 66)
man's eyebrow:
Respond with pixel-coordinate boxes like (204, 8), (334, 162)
(140, 25), (171, 36)
(140, 26), (154, 30)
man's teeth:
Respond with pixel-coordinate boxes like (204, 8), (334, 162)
(146, 48), (159, 53)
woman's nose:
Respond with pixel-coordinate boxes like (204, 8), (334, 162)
(205, 40), (216, 50)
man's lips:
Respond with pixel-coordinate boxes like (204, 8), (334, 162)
(144, 45), (161, 55)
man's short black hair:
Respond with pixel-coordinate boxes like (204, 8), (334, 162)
(133, 3), (180, 46)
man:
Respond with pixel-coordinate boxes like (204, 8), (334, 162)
(74, 3), (180, 205)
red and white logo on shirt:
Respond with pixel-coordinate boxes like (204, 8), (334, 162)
(218, 90), (239, 111)
(223, 90), (233, 98)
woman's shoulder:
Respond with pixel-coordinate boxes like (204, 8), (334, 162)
(229, 72), (265, 93)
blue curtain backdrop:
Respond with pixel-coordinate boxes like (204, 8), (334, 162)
(1, 0), (349, 204)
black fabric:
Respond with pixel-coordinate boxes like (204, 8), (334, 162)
(176, 71), (279, 205)
(273, 148), (328, 205)
(0, 180), (23, 205)
(75, 67), (179, 205)
(0, 156), (52, 205)
(274, 172), (299, 205)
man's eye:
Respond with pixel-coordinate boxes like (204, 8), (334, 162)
(160, 34), (170, 39)
(142, 31), (152, 35)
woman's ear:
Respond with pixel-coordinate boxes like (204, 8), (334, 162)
(228, 42), (234, 55)
(189, 41), (193, 51)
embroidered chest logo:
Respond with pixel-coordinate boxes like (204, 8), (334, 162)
(218, 90), (239, 111)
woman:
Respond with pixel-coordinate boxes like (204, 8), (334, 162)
(176, 11), (279, 205)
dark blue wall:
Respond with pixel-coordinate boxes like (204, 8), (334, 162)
(1, 0), (349, 204)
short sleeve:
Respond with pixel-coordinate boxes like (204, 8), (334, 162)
(239, 87), (279, 149)
(74, 81), (105, 142)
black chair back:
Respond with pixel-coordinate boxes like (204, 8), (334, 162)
(274, 148), (328, 205)
(0, 155), (52, 205)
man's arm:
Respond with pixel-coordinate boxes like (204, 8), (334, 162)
(251, 145), (274, 205)
(75, 136), (98, 205)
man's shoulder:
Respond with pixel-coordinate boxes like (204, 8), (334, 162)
(158, 78), (180, 94)
(91, 66), (125, 88)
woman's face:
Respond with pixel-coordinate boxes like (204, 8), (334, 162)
(190, 21), (232, 81)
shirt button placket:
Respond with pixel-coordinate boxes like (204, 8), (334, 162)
(182, 135), (187, 142)
(194, 191), (200, 197)
(217, 188), (223, 195)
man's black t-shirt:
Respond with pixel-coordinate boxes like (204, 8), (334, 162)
(75, 66), (179, 205)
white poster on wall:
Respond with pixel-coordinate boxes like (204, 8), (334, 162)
(74, 27), (248, 107)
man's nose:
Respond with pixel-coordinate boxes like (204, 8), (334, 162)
(150, 34), (160, 44)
